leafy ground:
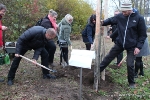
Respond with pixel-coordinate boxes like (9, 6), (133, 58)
(0, 35), (150, 100)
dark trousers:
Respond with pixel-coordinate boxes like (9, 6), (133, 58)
(45, 40), (56, 64)
(60, 47), (68, 64)
(85, 43), (91, 50)
(7, 48), (49, 80)
(100, 44), (135, 84)
(117, 52), (123, 64)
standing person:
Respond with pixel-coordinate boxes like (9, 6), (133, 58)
(107, 10), (123, 65)
(40, 9), (58, 68)
(0, 3), (7, 82)
(100, 1), (147, 88)
(82, 14), (96, 50)
(134, 37), (150, 78)
(7, 26), (57, 86)
(58, 14), (73, 67)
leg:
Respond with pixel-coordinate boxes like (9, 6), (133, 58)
(61, 47), (69, 67)
(134, 57), (142, 78)
(7, 49), (28, 85)
(85, 43), (91, 50)
(126, 50), (135, 87)
(138, 57), (144, 76)
(100, 44), (123, 72)
(45, 40), (56, 65)
(41, 48), (49, 75)
(60, 47), (63, 65)
(117, 52), (123, 65)
(41, 48), (56, 79)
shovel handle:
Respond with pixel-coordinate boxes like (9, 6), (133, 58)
(19, 55), (54, 72)
(117, 55), (127, 67)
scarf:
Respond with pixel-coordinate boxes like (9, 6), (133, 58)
(48, 15), (57, 31)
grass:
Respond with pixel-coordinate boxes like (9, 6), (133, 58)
(102, 56), (150, 99)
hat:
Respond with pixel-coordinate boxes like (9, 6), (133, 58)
(120, 1), (132, 11)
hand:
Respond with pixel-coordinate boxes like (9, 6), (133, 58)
(15, 54), (20, 57)
(90, 44), (94, 50)
(32, 59), (37, 65)
(70, 46), (72, 50)
(100, 20), (103, 25)
(134, 48), (140, 55)
(2, 26), (8, 31)
(106, 36), (110, 39)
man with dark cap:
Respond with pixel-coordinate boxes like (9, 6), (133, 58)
(100, 1), (147, 88)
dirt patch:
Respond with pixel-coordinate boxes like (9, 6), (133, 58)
(0, 38), (117, 100)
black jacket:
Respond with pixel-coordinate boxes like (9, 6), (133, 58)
(16, 26), (48, 60)
(107, 25), (118, 42)
(41, 15), (53, 29)
(103, 11), (147, 50)
(82, 23), (95, 44)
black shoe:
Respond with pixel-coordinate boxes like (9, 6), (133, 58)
(134, 73), (138, 78)
(43, 74), (56, 79)
(129, 84), (135, 89)
(139, 71), (144, 76)
(7, 80), (13, 86)
(0, 78), (4, 82)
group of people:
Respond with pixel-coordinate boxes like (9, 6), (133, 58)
(81, 1), (149, 89)
(0, 1), (150, 89)
(0, 3), (74, 86)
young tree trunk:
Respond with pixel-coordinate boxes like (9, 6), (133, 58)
(93, 0), (101, 92)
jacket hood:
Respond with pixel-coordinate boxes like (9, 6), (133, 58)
(61, 18), (70, 25)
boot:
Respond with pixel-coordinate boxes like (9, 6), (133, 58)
(139, 62), (144, 76)
(134, 62), (140, 78)
(63, 54), (69, 67)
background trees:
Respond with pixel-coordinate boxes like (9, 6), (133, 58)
(1, 0), (94, 41)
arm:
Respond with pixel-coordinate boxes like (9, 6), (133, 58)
(63, 27), (71, 46)
(136, 17), (147, 49)
(102, 17), (117, 26)
(33, 47), (44, 60)
(86, 26), (93, 44)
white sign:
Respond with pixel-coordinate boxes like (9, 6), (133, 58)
(69, 49), (95, 69)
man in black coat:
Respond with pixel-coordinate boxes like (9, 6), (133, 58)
(107, 10), (123, 65)
(100, 1), (147, 88)
(7, 26), (57, 86)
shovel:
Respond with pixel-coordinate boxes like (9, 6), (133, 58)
(19, 55), (57, 72)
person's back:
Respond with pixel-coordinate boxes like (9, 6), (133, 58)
(82, 14), (96, 50)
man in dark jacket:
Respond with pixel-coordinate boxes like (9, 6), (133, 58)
(100, 1), (147, 88)
(107, 10), (123, 65)
(7, 26), (57, 86)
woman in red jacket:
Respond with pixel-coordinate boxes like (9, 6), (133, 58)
(0, 3), (7, 82)
(0, 3), (7, 48)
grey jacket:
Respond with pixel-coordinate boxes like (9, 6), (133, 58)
(136, 37), (150, 57)
(58, 18), (72, 47)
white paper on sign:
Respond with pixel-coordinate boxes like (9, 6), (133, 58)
(69, 49), (95, 69)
